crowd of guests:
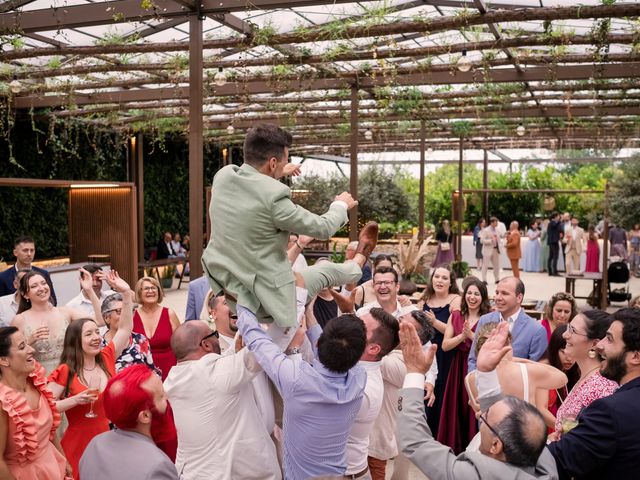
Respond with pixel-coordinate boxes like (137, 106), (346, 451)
(0, 124), (638, 480)
(471, 212), (640, 280)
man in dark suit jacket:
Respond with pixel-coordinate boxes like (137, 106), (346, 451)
(156, 232), (176, 260)
(0, 235), (57, 304)
(546, 307), (640, 479)
(546, 212), (563, 276)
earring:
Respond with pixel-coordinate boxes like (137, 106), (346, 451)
(588, 349), (597, 359)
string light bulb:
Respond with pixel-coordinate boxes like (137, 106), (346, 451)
(364, 128), (373, 140)
(457, 50), (472, 73)
(8, 75), (20, 94)
(516, 123), (525, 136)
(226, 124), (235, 135)
(215, 67), (226, 87)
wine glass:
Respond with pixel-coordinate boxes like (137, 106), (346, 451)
(85, 376), (101, 419)
(34, 320), (50, 354)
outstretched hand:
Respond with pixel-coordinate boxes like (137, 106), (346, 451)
(476, 321), (512, 372)
(282, 163), (302, 177)
(399, 322), (436, 375)
(105, 270), (130, 293)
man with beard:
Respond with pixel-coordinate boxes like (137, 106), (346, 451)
(546, 307), (640, 478)
(79, 364), (178, 479)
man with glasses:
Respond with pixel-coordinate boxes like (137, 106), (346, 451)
(356, 267), (408, 318)
(396, 320), (557, 479)
(164, 320), (281, 480)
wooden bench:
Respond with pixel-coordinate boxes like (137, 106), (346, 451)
(138, 257), (188, 289)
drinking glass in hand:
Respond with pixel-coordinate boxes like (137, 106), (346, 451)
(34, 321), (50, 354)
(85, 376), (101, 419)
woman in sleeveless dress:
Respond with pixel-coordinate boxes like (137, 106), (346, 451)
(0, 327), (70, 480)
(46, 272), (133, 480)
(418, 264), (461, 436)
(438, 277), (490, 453)
(12, 270), (103, 375)
(585, 225), (600, 273)
(523, 221), (542, 272)
(465, 322), (568, 451)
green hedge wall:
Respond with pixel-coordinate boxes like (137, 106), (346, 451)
(0, 114), (234, 261)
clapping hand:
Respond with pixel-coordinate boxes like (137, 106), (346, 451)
(399, 321), (436, 375)
(462, 320), (472, 340)
(476, 321), (511, 372)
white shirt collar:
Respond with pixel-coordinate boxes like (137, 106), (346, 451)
(500, 308), (521, 330)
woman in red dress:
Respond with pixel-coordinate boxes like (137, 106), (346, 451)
(585, 225), (600, 273)
(132, 277), (180, 381)
(47, 272), (133, 480)
(437, 277), (490, 454)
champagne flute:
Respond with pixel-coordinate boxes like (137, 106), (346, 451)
(85, 376), (101, 419)
(34, 320), (50, 354)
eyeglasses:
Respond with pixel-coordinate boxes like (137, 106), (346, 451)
(142, 286), (158, 292)
(374, 280), (396, 287)
(200, 330), (219, 345)
(567, 323), (589, 337)
(479, 408), (503, 444)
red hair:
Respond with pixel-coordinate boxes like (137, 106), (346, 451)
(103, 365), (155, 430)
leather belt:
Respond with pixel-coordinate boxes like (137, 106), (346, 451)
(343, 467), (369, 479)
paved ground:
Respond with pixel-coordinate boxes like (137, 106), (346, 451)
(160, 267), (639, 480)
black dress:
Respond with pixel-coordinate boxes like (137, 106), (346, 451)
(422, 302), (455, 436)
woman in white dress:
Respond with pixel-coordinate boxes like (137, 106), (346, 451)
(523, 220), (542, 272)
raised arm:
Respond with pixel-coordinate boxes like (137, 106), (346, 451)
(236, 305), (299, 394)
(104, 271), (133, 358)
(66, 268), (104, 326)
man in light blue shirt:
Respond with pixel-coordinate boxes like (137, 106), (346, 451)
(237, 304), (367, 480)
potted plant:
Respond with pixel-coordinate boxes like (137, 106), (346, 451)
(160, 265), (176, 289)
(397, 233), (432, 294)
(451, 260), (470, 279)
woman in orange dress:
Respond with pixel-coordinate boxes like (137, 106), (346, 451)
(47, 272), (133, 480)
(0, 326), (70, 479)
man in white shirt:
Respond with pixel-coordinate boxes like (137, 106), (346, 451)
(356, 267), (406, 318)
(0, 269), (29, 327)
(66, 264), (115, 315)
(343, 307), (400, 479)
(164, 321), (280, 480)
(367, 306), (438, 480)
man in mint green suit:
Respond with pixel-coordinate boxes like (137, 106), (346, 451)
(202, 124), (370, 328)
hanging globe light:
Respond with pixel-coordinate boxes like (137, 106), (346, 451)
(364, 128), (373, 140)
(9, 75), (20, 94)
(215, 67), (226, 87)
(516, 123), (525, 136)
(226, 124), (235, 134)
(323, 145), (329, 153)
(457, 50), (472, 73)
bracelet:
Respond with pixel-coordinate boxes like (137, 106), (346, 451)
(295, 240), (303, 250)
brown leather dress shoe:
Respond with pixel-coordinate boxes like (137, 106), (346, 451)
(356, 221), (379, 259)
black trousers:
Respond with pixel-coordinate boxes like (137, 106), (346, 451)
(548, 243), (560, 275)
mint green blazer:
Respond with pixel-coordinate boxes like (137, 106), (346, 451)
(202, 163), (347, 327)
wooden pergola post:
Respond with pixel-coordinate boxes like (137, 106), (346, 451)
(457, 136), (464, 261)
(349, 85), (359, 241)
(188, 14), (204, 279)
(482, 149), (489, 219)
(418, 120), (426, 242)
(600, 182), (610, 309)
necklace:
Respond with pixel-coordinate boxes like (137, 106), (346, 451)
(83, 364), (97, 372)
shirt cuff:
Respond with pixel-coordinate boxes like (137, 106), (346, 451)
(330, 200), (348, 211)
(402, 372), (425, 390)
(476, 369), (501, 399)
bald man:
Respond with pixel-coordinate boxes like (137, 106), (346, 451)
(164, 321), (280, 480)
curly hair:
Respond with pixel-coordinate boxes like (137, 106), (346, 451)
(543, 292), (578, 323)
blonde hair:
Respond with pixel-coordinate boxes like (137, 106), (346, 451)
(134, 276), (164, 304)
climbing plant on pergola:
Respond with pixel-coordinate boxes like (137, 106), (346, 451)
(1, 0), (639, 277)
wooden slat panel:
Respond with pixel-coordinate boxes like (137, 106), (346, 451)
(68, 187), (138, 285)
